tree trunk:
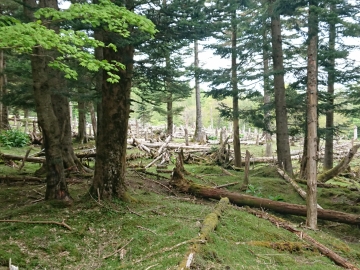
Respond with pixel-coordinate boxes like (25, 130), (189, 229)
(51, 93), (83, 171)
(323, 3), (336, 171)
(306, 1), (319, 229)
(0, 50), (10, 130)
(167, 96), (173, 137)
(170, 168), (360, 226)
(90, 30), (133, 200)
(77, 100), (88, 144)
(193, 40), (203, 142)
(231, 13), (241, 168)
(25, 0), (71, 201)
(270, 6), (293, 176)
(89, 102), (97, 141)
(262, 27), (272, 157)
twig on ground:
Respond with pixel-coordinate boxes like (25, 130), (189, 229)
(126, 206), (144, 217)
(136, 225), (157, 235)
(214, 182), (239, 189)
(0, 219), (72, 231)
(134, 239), (205, 263)
(103, 238), (134, 259)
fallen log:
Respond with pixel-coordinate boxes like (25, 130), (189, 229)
(246, 208), (359, 270)
(169, 167), (360, 226)
(178, 197), (229, 269)
(318, 144), (360, 182)
(0, 153), (45, 163)
(0, 175), (44, 183)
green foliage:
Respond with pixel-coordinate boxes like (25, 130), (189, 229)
(0, 0), (157, 83)
(0, 129), (30, 148)
(245, 184), (262, 197)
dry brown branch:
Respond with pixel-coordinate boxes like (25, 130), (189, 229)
(246, 208), (359, 270)
(134, 239), (205, 264)
(19, 147), (33, 171)
(318, 144), (360, 182)
(214, 182), (239, 189)
(103, 238), (134, 259)
(126, 206), (144, 217)
(277, 167), (323, 209)
(136, 225), (157, 235)
(0, 219), (72, 230)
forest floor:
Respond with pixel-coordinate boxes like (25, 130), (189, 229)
(0, 141), (360, 269)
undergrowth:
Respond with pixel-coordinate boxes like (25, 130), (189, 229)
(0, 144), (360, 269)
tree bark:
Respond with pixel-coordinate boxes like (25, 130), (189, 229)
(25, 0), (71, 201)
(306, 2), (319, 229)
(193, 40), (203, 142)
(323, 3), (336, 171)
(269, 4), (293, 176)
(77, 100), (88, 144)
(231, 12), (241, 168)
(0, 50), (10, 130)
(170, 167), (360, 226)
(90, 29), (133, 200)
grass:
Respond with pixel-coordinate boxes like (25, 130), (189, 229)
(0, 143), (360, 269)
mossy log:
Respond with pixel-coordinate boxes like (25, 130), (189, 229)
(246, 208), (359, 270)
(1, 153), (45, 163)
(318, 144), (360, 182)
(178, 197), (229, 269)
(170, 167), (360, 226)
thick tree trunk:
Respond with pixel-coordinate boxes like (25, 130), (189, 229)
(90, 31), (133, 200)
(193, 40), (203, 142)
(306, 2), (319, 229)
(170, 168), (360, 226)
(231, 15), (241, 168)
(323, 4), (336, 171)
(26, 0), (71, 201)
(270, 8), (293, 176)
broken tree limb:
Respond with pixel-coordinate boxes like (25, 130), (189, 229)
(0, 175), (44, 183)
(318, 144), (360, 182)
(246, 208), (359, 270)
(0, 153), (45, 163)
(214, 182), (239, 189)
(158, 135), (172, 156)
(277, 167), (323, 209)
(178, 197), (229, 270)
(0, 219), (72, 230)
(169, 167), (360, 226)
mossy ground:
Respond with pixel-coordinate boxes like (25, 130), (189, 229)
(0, 142), (360, 269)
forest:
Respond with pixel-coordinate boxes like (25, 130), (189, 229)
(1, 0), (360, 269)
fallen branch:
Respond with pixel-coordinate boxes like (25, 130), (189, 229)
(19, 147), (33, 171)
(246, 208), (359, 270)
(103, 238), (134, 259)
(136, 225), (157, 235)
(0, 175), (44, 183)
(277, 167), (323, 209)
(318, 144), (360, 182)
(214, 182), (239, 189)
(178, 197), (229, 269)
(134, 239), (205, 264)
(0, 219), (72, 231)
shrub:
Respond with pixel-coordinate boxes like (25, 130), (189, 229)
(0, 129), (30, 148)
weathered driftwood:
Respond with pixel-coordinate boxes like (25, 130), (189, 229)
(178, 197), (229, 270)
(246, 208), (359, 270)
(277, 167), (323, 209)
(170, 167), (360, 226)
(318, 144), (360, 182)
